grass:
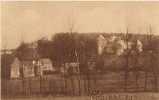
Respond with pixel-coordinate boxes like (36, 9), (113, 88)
(2, 93), (159, 100)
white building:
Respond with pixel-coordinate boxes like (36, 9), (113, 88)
(97, 34), (143, 56)
(97, 35), (107, 55)
(10, 57), (21, 79)
(38, 58), (55, 75)
(116, 39), (127, 56)
(137, 40), (143, 52)
(22, 60), (35, 78)
(63, 62), (80, 74)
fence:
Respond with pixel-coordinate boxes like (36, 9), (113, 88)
(2, 71), (159, 97)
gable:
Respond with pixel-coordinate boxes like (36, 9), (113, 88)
(11, 57), (20, 67)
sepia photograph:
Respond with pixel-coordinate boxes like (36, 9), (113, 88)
(1, 1), (159, 100)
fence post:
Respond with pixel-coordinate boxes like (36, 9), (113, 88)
(78, 74), (81, 96)
(39, 76), (42, 95)
(144, 71), (148, 91)
(29, 78), (31, 96)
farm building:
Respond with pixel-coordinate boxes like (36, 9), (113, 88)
(10, 56), (55, 78)
(61, 62), (80, 74)
(21, 60), (36, 78)
(10, 57), (21, 79)
(97, 34), (143, 56)
(20, 58), (55, 77)
(38, 58), (55, 75)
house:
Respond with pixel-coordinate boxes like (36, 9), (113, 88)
(17, 42), (40, 77)
(21, 60), (36, 78)
(10, 58), (54, 78)
(97, 35), (142, 56)
(62, 62), (80, 74)
(97, 35), (124, 55)
(10, 56), (36, 79)
(101, 35), (120, 55)
(10, 42), (56, 78)
(10, 57), (21, 79)
(21, 58), (54, 77)
(38, 58), (55, 75)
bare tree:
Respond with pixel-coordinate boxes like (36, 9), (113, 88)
(65, 12), (81, 95)
(124, 27), (131, 92)
(132, 36), (140, 91)
(145, 25), (158, 92)
(19, 33), (25, 95)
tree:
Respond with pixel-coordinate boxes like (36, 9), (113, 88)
(16, 42), (29, 60)
(123, 27), (131, 92)
(51, 33), (76, 63)
(144, 25), (158, 92)
(37, 38), (54, 59)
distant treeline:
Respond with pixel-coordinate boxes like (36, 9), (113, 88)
(16, 33), (159, 61)
(16, 33), (98, 63)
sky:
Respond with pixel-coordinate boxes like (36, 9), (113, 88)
(1, 2), (159, 49)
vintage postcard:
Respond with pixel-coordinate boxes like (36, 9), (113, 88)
(1, 1), (159, 100)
